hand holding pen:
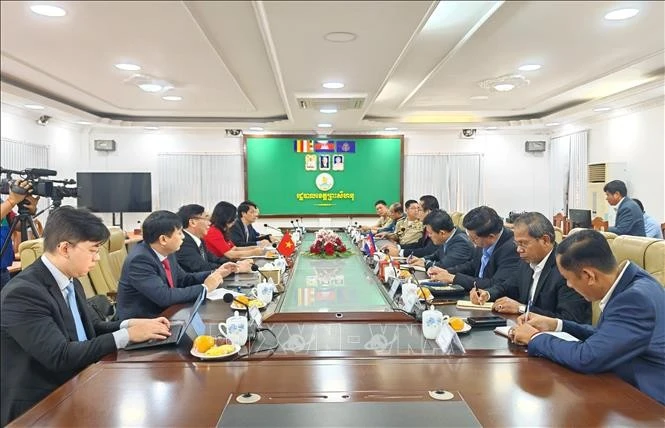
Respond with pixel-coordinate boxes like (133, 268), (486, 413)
(470, 281), (489, 305)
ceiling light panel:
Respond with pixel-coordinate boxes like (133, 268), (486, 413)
(30, 4), (66, 17)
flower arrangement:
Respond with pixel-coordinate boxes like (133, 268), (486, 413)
(306, 229), (352, 258)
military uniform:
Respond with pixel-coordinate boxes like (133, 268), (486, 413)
(390, 217), (424, 245)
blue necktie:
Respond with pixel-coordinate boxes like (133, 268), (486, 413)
(65, 282), (88, 341)
(478, 248), (490, 278)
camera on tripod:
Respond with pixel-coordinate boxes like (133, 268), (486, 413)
(0, 167), (78, 208)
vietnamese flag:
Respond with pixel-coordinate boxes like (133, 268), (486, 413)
(276, 231), (296, 257)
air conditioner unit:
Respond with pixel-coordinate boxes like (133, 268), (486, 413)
(586, 162), (627, 220)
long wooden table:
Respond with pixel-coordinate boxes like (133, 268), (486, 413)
(11, 231), (665, 426)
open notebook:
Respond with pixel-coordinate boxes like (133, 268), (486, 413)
(494, 326), (580, 342)
(456, 300), (493, 311)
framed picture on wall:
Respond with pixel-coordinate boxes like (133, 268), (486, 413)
(319, 155), (330, 170)
(332, 154), (344, 171)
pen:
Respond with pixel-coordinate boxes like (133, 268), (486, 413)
(524, 298), (533, 322)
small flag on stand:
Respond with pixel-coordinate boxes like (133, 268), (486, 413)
(276, 231), (296, 257)
(363, 232), (376, 256)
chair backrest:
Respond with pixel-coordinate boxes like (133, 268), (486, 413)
(105, 227), (127, 283)
(449, 212), (463, 228)
(554, 227), (564, 243)
(591, 301), (601, 326)
(644, 240), (665, 287)
(87, 246), (118, 296)
(611, 235), (658, 269)
(11, 219), (43, 259)
(592, 217), (609, 232)
(18, 238), (97, 297)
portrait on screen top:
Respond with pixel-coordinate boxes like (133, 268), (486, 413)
(319, 155), (330, 171)
(305, 154), (317, 171)
(332, 154), (344, 171)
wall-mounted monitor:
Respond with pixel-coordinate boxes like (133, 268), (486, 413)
(568, 208), (592, 229)
(76, 172), (152, 213)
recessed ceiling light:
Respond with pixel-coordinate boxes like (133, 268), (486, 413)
(249, 127), (264, 131)
(593, 107), (612, 112)
(494, 83), (515, 92)
(30, 4), (66, 17)
(144, 126), (159, 130)
(545, 122), (560, 127)
(76, 120), (91, 125)
(115, 63), (141, 71)
(138, 83), (163, 93)
(518, 64), (541, 71)
(24, 104), (44, 110)
(604, 8), (639, 21)
(162, 95), (182, 101)
(384, 127), (399, 131)
(323, 32), (357, 43)
(470, 95), (489, 100)
(486, 126), (498, 130)
(320, 108), (338, 114)
(322, 82), (344, 89)
(317, 123), (332, 128)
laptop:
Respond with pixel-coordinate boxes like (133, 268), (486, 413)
(125, 290), (206, 351)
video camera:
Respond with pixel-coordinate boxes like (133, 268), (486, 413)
(0, 167), (78, 208)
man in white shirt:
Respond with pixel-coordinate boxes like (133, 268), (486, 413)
(471, 212), (590, 323)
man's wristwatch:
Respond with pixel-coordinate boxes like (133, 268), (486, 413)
(518, 304), (526, 314)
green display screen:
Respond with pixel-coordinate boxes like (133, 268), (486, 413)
(245, 135), (402, 216)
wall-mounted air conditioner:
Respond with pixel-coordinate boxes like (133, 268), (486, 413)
(586, 162), (627, 221)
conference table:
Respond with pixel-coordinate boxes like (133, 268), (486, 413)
(10, 231), (665, 427)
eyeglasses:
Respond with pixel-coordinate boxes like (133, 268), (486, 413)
(67, 242), (101, 256)
(514, 239), (538, 249)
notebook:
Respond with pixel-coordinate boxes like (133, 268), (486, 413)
(125, 290), (206, 351)
(456, 300), (494, 311)
(494, 326), (580, 342)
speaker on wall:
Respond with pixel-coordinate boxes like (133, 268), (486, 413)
(525, 141), (546, 152)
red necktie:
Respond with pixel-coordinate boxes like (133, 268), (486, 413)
(161, 259), (174, 288)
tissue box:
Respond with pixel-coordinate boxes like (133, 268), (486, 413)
(259, 266), (281, 286)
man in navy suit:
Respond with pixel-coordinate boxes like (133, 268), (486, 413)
(1, 207), (171, 425)
(406, 209), (473, 269)
(116, 210), (236, 320)
(229, 201), (273, 247)
(427, 206), (520, 291)
(604, 180), (646, 236)
(512, 230), (664, 405)
(471, 212), (590, 323)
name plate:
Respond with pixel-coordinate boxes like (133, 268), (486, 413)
(389, 278), (401, 299)
(249, 306), (262, 327)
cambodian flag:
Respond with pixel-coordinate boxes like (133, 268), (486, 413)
(314, 140), (335, 152)
(363, 232), (376, 256)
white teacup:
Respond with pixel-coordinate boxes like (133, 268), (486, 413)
(218, 311), (248, 346)
(422, 308), (449, 340)
(251, 282), (274, 304)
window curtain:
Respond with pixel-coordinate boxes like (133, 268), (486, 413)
(548, 130), (588, 216)
(0, 138), (51, 215)
(157, 153), (244, 212)
(404, 154), (482, 212)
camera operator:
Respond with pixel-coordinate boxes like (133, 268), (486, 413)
(1, 180), (39, 289)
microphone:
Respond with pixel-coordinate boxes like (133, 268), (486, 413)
(290, 220), (296, 231)
(263, 223), (281, 233)
(251, 263), (271, 283)
(382, 247), (399, 280)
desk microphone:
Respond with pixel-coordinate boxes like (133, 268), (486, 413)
(382, 247), (399, 280)
(251, 263), (271, 283)
(263, 223), (282, 233)
(290, 220), (296, 231)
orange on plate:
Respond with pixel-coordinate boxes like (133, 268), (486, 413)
(417, 287), (433, 301)
(449, 317), (465, 332)
(193, 335), (215, 353)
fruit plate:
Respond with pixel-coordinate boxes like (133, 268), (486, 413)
(230, 300), (267, 310)
(451, 321), (472, 334)
(190, 344), (241, 360)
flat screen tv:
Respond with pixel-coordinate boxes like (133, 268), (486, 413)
(77, 172), (152, 213)
(568, 208), (592, 229)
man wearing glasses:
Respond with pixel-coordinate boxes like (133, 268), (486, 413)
(176, 204), (252, 273)
(469, 212), (590, 323)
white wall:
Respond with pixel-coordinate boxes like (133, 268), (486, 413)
(584, 102), (665, 220)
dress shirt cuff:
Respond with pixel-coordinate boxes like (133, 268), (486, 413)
(555, 319), (563, 332)
(200, 284), (208, 297)
(398, 248), (404, 257)
(113, 328), (130, 349)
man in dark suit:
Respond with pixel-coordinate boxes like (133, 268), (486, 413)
(470, 212), (590, 323)
(175, 204), (253, 273)
(427, 206), (520, 291)
(513, 230), (664, 405)
(407, 209), (473, 269)
(604, 180), (646, 236)
(229, 201), (272, 247)
(0, 207), (171, 425)
(116, 210), (236, 320)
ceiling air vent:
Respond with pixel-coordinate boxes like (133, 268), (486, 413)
(296, 94), (366, 111)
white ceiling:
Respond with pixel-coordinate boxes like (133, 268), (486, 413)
(1, 0), (663, 132)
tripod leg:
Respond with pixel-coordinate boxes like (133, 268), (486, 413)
(0, 216), (21, 258)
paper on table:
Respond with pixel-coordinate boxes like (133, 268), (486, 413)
(494, 326), (580, 342)
(400, 264), (426, 272)
(207, 288), (241, 301)
(456, 300), (493, 311)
